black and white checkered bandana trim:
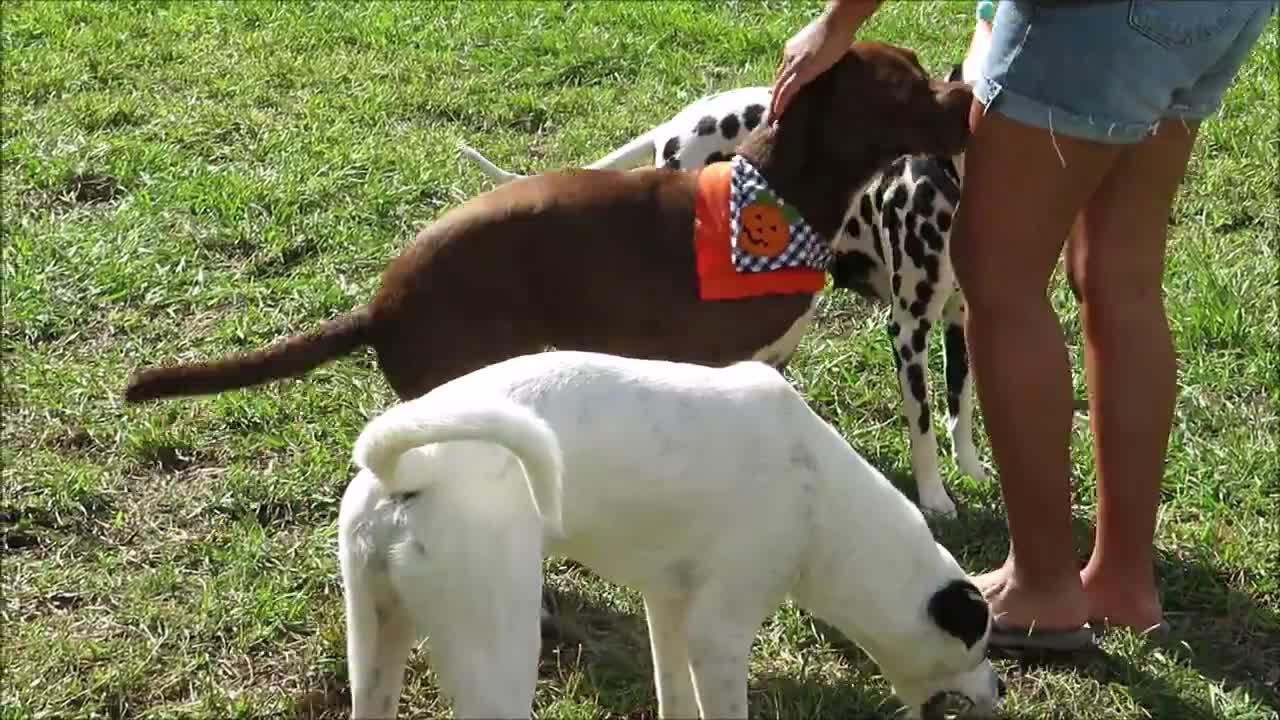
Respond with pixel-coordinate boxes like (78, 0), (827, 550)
(729, 155), (832, 273)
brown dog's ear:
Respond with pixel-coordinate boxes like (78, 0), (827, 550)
(927, 82), (974, 156)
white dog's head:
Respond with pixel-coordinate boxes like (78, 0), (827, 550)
(874, 576), (1002, 719)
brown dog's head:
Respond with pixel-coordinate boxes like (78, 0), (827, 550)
(757, 41), (967, 163)
(740, 41), (972, 237)
(812, 41), (972, 162)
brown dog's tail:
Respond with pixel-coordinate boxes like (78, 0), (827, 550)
(123, 306), (375, 403)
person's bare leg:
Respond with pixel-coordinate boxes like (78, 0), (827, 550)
(951, 103), (1122, 632)
(1069, 119), (1199, 632)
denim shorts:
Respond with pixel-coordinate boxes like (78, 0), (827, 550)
(976, 0), (1274, 143)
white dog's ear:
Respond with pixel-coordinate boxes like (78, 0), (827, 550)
(927, 579), (989, 649)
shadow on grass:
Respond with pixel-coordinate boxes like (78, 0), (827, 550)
(541, 576), (909, 719)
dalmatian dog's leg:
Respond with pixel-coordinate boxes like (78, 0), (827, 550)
(942, 293), (988, 482)
(888, 308), (955, 518)
(884, 173), (958, 518)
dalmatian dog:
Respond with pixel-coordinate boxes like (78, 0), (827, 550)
(457, 64), (983, 518)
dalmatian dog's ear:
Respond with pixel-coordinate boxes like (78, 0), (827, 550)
(927, 579), (989, 649)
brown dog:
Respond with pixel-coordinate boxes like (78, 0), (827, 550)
(124, 42), (973, 405)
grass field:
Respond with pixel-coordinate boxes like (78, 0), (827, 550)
(2, 1), (1278, 718)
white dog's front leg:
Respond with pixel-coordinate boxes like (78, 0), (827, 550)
(643, 593), (700, 719)
(941, 294), (987, 483)
(684, 597), (756, 720)
(888, 310), (956, 518)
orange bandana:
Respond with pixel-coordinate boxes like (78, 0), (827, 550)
(692, 161), (828, 301)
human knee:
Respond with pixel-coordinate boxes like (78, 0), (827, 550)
(1071, 252), (1167, 319)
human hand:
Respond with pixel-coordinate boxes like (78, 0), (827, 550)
(769, 0), (881, 122)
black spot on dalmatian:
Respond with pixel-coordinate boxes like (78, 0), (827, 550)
(921, 219), (946, 252)
(859, 193), (875, 227)
(906, 213), (918, 235)
(890, 237), (903, 281)
(946, 64), (964, 84)
(705, 151), (731, 165)
(889, 184), (909, 213)
(392, 491), (420, 504)
(887, 322), (903, 369)
(830, 250), (880, 301)
(695, 115), (718, 136)
(719, 113), (740, 140)
(891, 272), (902, 297)
(900, 344), (914, 362)
(936, 210), (953, 233)
(918, 401), (931, 435)
(904, 228), (927, 276)
(871, 225), (885, 262)
(911, 281), (934, 317)
(944, 322), (969, 417)
(662, 136), (681, 162)
(921, 254), (941, 285)
(743, 103), (766, 131)
(844, 215), (861, 238)
(912, 181), (938, 219)
(665, 157), (681, 170)
(928, 579), (989, 650)
(912, 320), (931, 353)
(907, 362), (927, 407)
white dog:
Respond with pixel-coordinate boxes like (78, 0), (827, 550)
(339, 351), (1001, 719)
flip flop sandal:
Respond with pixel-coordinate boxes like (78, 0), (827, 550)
(988, 621), (1097, 652)
(1088, 617), (1172, 639)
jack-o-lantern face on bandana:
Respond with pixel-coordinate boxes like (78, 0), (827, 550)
(737, 190), (801, 258)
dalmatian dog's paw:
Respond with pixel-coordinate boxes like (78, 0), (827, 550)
(918, 482), (959, 519)
(952, 440), (988, 483)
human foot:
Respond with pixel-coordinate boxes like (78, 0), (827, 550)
(1081, 569), (1165, 634)
(977, 563), (1094, 651)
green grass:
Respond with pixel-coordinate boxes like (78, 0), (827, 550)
(2, 1), (1277, 718)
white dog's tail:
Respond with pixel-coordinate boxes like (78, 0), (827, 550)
(456, 141), (527, 185)
(353, 394), (565, 536)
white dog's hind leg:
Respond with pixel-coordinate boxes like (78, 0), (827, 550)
(412, 515), (544, 719)
(341, 543), (417, 719)
(642, 593), (700, 719)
